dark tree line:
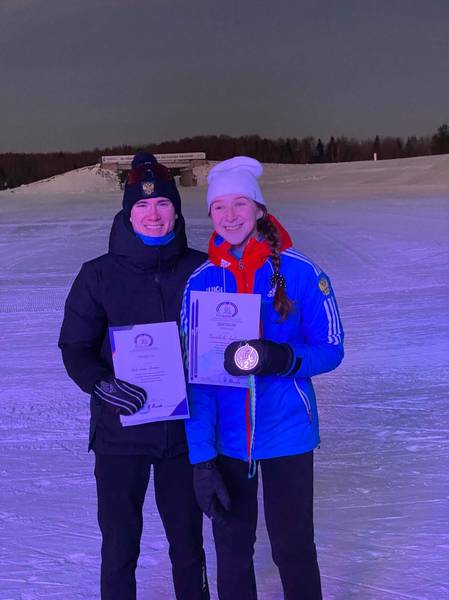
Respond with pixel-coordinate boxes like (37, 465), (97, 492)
(0, 151), (100, 190)
(1, 124), (448, 190)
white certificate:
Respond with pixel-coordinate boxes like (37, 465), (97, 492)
(109, 321), (189, 427)
(189, 291), (261, 387)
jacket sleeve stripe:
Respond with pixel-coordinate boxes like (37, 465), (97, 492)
(94, 386), (137, 412)
(329, 298), (338, 344)
(328, 296), (343, 345)
(116, 381), (146, 406)
(94, 387), (134, 414)
(283, 249), (322, 276)
(323, 300), (334, 344)
(180, 262), (210, 335)
(180, 260), (213, 359)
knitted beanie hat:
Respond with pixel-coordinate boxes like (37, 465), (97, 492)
(207, 156), (265, 210)
(123, 152), (182, 215)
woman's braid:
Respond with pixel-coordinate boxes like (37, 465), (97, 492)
(256, 210), (293, 320)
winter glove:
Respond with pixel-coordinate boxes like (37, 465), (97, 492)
(193, 460), (231, 526)
(93, 375), (146, 416)
(224, 339), (297, 376)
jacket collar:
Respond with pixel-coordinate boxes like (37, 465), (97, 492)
(207, 214), (292, 293)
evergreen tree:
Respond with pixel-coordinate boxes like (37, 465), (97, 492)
(313, 138), (325, 163)
(404, 136), (419, 157)
(0, 167), (6, 189)
(325, 136), (337, 162)
(298, 137), (315, 163)
(431, 123), (449, 154)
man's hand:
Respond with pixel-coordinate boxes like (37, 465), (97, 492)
(93, 375), (146, 415)
(193, 460), (231, 526)
(224, 339), (295, 376)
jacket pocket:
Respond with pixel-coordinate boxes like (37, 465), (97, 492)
(293, 379), (312, 424)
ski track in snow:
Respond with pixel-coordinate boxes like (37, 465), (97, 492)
(1, 159), (448, 599)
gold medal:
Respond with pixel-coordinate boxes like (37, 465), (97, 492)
(234, 343), (259, 371)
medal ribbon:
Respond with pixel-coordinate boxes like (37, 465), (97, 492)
(247, 374), (257, 479)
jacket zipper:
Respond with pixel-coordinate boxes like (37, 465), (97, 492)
(293, 380), (312, 423)
(153, 249), (169, 451)
(238, 259), (249, 292)
(154, 248), (166, 321)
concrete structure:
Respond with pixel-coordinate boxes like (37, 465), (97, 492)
(101, 153), (206, 186)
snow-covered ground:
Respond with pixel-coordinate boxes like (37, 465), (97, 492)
(1, 156), (448, 599)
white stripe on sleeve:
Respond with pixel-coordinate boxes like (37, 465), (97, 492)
(116, 381), (146, 407)
(95, 385), (138, 412)
(94, 387), (134, 414)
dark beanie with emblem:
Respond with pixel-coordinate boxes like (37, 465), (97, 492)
(122, 152), (182, 216)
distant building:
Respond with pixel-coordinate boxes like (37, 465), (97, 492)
(101, 153), (206, 186)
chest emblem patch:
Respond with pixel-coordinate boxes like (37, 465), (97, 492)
(318, 276), (330, 296)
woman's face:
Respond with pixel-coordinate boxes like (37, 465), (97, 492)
(130, 197), (177, 237)
(210, 194), (264, 248)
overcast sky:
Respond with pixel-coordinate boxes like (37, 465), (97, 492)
(1, 0), (448, 152)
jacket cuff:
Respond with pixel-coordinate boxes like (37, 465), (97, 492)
(188, 442), (217, 465)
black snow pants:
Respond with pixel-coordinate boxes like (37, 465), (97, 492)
(212, 451), (322, 600)
(94, 452), (209, 600)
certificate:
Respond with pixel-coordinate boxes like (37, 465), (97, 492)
(109, 321), (189, 427)
(189, 291), (261, 387)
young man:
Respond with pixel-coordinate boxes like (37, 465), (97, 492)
(59, 153), (209, 600)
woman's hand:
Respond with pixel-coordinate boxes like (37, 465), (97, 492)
(193, 460), (231, 525)
(224, 339), (296, 376)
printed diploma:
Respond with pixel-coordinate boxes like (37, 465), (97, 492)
(188, 291), (261, 387)
(109, 321), (189, 426)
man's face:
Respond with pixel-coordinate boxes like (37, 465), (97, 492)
(130, 197), (177, 237)
(210, 194), (263, 248)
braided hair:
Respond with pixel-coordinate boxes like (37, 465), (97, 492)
(256, 206), (293, 320)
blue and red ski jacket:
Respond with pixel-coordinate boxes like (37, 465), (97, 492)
(181, 216), (344, 464)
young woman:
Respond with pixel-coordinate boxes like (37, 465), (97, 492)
(181, 156), (344, 600)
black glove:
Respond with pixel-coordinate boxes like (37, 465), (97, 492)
(93, 375), (146, 416)
(193, 460), (231, 525)
(224, 339), (296, 376)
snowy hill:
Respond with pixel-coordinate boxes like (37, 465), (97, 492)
(1, 154), (448, 600)
(7, 163), (121, 195)
(261, 153), (449, 191)
(2, 153), (449, 200)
